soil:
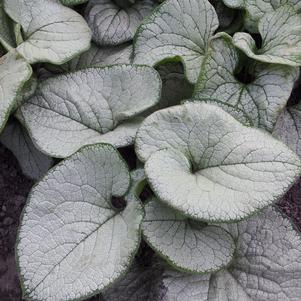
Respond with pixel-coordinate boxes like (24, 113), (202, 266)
(0, 142), (301, 301)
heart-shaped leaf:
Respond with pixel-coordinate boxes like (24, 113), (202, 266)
(194, 33), (298, 131)
(0, 50), (32, 133)
(105, 206), (301, 301)
(18, 65), (161, 158)
(273, 102), (301, 158)
(4, 0), (91, 64)
(233, 5), (301, 66)
(223, 0), (301, 32)
(85, 0), (155, 46)
(17, 143), (144, 301)
(0, 120), (53, 180)
(133, 0), (219, 84)
(136, 102), (301, 222)
(142, 197), (235, 273)
(47, 43), (132, 74)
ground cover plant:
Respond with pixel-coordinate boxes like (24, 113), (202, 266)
(1, 0), (301, 300)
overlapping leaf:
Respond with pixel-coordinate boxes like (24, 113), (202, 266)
(18, 65), (161, 158)
(0, 0), (15, 49)
(233, 5), (301, 66)
(142, 197), (235, 273)
(136, 102), (301, 222)
(4, 0), (91, 64)
(133, 0), (219, 84)
(47, 43), (132, 74)
(223, 0), (301, 31)
(85, 0), (155, 46)
(0, 50), (32, 133)
(17, 143), (143, 301)
(194, 34), (298, 131)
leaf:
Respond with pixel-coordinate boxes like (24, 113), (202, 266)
(18, 65), (161, 158)
(133, 0), (219, 84)
(233, 5), (301, 67)
(3, 0), (91, 64)
(223, 0), (301, 32)
(142, 197), (235, 273)
(0, 120), (53, 180)
(0, 0), (15, 49)
(47, 42), (132, 74)
(85, 0), (155, 46)
(194, 33), (298, 131)
(135, 102), (301, 222)
(273, 102), (301, 158)
(0, 50), (32, 133)
(17, 143), (144, 301)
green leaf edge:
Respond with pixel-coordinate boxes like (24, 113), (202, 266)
(132, 0), (218, 84)
(141, 197), (237, 275)
(15, 143), (145, 301)
(16, 64), (162, 158)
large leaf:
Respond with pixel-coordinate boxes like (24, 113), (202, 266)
(0, 120), (53, 180)
(0, 50), (32, 133)
(18, 65), (161, 158)
(273, 102), (301, 158)
(133, 0), (219, 84)
(142, 197), (235, 273)
(135, 102), (301, 222)
(194, 34), (298, 131)
(233, 5), (301, 67)
(85, 0), (155, 46)
(47, 43), (132, 74)
(17, 143), (144, 301)
(223, 0), (301, 32)
(3, 0), (91, 64)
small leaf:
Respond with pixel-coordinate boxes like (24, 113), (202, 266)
(18, 65), (161, 158)
(194, 33), (298, 131)
(223, 0), (301, 32)
(17, 143), (143, 301)
(0, 0), (15, 49)
(4, 0), (91, 64)
(0, 50), (32, 133)
(233, 5), (301, 66)
(273, 102), (301, 158)
(47, 42), (132, 74)
(85, 0), (155, 46)
(133, 0), (219, 84)
(136, 102), (301, 222)
(142, 197), (235, 273)
(0, 120), (53, 180)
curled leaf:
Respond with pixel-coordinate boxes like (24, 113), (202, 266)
(136, 102), (301, 222)
(233, 5), (301, 66)
(133, 0), (219, 84)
